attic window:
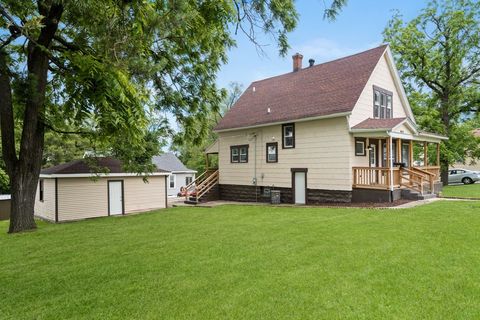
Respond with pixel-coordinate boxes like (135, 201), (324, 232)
(282, 123), (295, 149)
(373, 86), (393, 119)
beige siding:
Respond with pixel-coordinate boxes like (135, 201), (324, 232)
(393, 123), (415, 135)
(34, 178), (56, 221)
(57, 178), (108, 221)
(350, 54), (409, 127)
(55, 176), (166, 222)
(124, 176), (166, 213)
(218, 117), (353, 190)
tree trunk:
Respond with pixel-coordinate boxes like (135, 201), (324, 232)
(1, 2), (63, 233)
(8, 168), (40, 233)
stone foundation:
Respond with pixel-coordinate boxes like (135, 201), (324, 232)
(218, 184), (351, 204)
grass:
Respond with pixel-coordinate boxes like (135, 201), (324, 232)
(442, 182), (480, 199)
(2, 201), (480, 319)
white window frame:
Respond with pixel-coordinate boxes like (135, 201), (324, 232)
(282, 123), (295, 149)
(169, 174), (176, 189)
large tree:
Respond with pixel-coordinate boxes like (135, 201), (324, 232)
(383, 0), (480, 184)
(0, 1), (347, 233)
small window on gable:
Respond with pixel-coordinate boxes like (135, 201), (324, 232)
(266, 142), (278, 163)
(39, 179), (44, 202)
(282, 123), (295, 149)
(355, 138), (366, 156)
(373, 86), (393, 119)
(231, 145), (248, 163)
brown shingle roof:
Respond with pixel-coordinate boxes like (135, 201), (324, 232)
(351, 117), (406, 130)
(41, 157), (168, 175)
(215, 45), (388, 131)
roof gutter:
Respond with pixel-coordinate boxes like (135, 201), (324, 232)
(214, 111), (352, 133)
(40, 172), (171, 178)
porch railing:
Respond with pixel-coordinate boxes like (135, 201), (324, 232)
(352, 166), (440, 194)
(352, 167), (401, 190)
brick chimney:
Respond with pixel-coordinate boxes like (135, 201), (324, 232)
(292, 53), (303, 72)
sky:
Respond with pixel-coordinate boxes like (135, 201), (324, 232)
(216, 0), (426, 91)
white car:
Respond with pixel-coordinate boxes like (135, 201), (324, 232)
(448, 169), (480, 184)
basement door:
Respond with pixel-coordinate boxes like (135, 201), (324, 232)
(108, 180), (124, 215)
(292, 169), (307, 205)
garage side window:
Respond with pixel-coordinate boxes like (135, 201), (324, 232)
(39, 179), (44, 202)
(169, 175), (175, 189)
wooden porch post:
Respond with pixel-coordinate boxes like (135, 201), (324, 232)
(436, 143), (440, 166)
(409, 140), (413, 167)
(205, 154), (209, 170)
(386, 137), (391, 168)
(423, 141), (428, 167)
(396, 138), (402, 164)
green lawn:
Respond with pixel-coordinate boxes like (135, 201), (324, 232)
(442, 182), (480, 199)
(2, 202), (480, 319)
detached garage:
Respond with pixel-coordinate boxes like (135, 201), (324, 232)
(34, 158), (170, 222)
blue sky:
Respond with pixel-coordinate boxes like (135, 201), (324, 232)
(216, 0), (426, 91)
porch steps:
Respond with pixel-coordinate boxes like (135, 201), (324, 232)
(401, 189), (437, 201)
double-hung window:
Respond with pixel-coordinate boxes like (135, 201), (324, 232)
(230, 145), (249, 163)
(282, 123), (295, 148)
(169, 174), (175, 189)
(373, 86), (393, 119)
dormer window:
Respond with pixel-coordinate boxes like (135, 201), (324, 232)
(282, 123), (295, 149)
(373, 86), (392, 119)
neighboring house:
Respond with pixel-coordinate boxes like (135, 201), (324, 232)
(196, 45), (447, 204)
(152, 153), (197, 197)
(451, 128), (480, 171)
(34, 158), (169, 222)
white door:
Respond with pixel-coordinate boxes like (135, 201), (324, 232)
(108, 181), (123, 215)
(294, 172), (306, 204)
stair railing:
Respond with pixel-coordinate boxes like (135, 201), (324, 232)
(195, 170), (219, 201)
(400, 167), (426, 194)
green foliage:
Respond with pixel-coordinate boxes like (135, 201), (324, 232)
(0, 166), (9, 194)
(171, 82), (243, 173)
(0, 0), (309, 174)
(384, 0), (480, 171)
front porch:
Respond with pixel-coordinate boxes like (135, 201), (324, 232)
(352, 136), (442, 197)
(350, 117), (447, 200)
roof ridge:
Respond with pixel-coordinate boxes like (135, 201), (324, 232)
(250, 44), (388, 85)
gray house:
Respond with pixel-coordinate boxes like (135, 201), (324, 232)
(153, 153), (197, 196)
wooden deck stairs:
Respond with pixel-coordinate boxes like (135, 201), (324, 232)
(183, 169), (219, 204)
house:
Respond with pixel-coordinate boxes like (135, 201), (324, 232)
(152, 153), (196, 197)
(188, 45), (447, 204)
(34, 157), (169, 222)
